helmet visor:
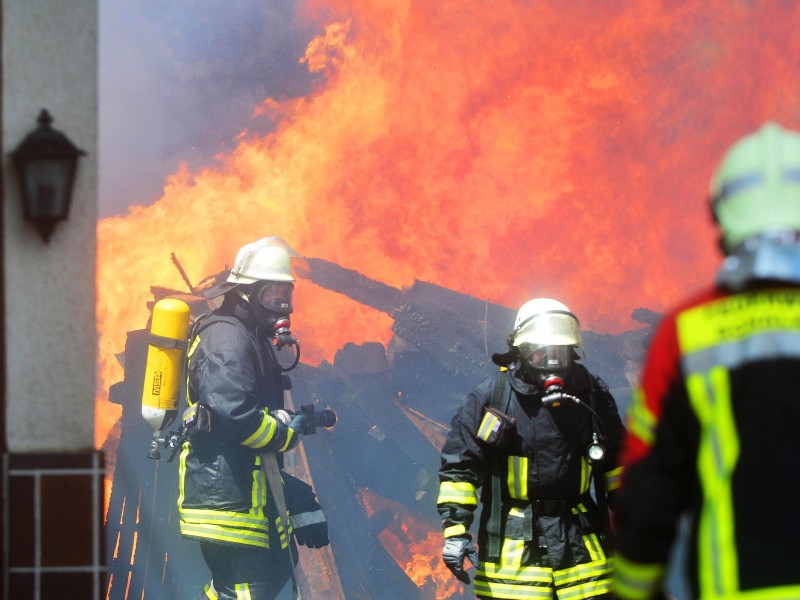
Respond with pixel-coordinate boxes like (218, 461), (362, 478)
(511, 311), (583, 351)
(258, 282), (294, 314)
(518, 344), (572, 371)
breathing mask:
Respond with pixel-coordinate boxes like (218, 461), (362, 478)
(240, 281), (301, 370)
(256, 281), (293, 314)
(241, 281), (296, 343)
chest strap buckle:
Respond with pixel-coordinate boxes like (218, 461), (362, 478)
(533, 499), (568, 515)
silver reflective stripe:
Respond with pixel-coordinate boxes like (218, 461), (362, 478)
(290, 509), (326, 528)
(682, 330), (800, 375)
(714, 172), (763, 203)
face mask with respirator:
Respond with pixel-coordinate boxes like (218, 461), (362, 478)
(244, 282), (301, 371)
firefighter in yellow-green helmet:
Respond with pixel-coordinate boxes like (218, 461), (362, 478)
(613, 122), (800, 599)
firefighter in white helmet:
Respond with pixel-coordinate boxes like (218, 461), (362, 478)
(178, 238), (329, 600)
(613, 123), (800, 599)
(438, 298), (626, 599)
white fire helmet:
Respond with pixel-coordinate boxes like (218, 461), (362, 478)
(227, 239), (295, 285)
(203, 238), (296, 299)
(510, 298), (583, 370)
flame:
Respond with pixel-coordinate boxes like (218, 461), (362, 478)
(360, 488), (465, 599)
(97, 1), (800, 453)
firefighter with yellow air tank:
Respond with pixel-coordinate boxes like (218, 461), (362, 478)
(612, 123), (800, 599)
(437, 298), (626, 599)
(171, 238), (330, 600)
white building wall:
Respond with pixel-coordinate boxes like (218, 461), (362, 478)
(3, 0), (98, 452)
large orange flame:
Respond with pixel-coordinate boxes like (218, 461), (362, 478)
(360, 488), (466, 599)
(97, 2), (800, 450)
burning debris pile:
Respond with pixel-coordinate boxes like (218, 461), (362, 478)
(103, 257), (656, 600)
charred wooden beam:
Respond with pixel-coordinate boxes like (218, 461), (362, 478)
(297, 257), (513, 381)
(296, 258), (403, 315)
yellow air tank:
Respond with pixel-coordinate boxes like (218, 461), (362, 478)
(141, 298), (191, 432)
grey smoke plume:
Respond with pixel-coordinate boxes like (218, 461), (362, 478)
(99, 0), (314, 217)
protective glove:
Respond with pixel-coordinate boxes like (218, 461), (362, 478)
(442, 534), (479, 583)
(290, 508), (329, 548)
(283, 472), (330, 548)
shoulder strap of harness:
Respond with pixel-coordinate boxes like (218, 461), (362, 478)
(486, 368), (511, 562)
(489, 367), (511, 411)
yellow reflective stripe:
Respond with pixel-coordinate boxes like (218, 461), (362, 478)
(579, 457), (591, 494)
(582, 532), (604, 562)
(473, 579), (554, 599)
(558, 576), (611, 600)
(571, 502), (586, 514)
(273, 516), (290, 549)
(187, 334), (202, 358)
(501, 538), (525, 568)
(444, 524), (466, 537)
(677, 289), (800, 354)
(480, 540), (553, 584)
(569, 503), (605, 563)
(177, 441), (190, 509)
(179, 522), (269, 547)
(180, 507), (268, 529)
(437, 480), (478, 505)
(553, 557), (610, 586)
(686, 366), (740, 598)
(241, 410), (278, 448)
(611, 554), (665, 600)
(606, 466), (623, 492)
(480, 561), (554, 583)
(507, 456), (529, 500)
(234, 583), (251, 600)
(708, 586), (800, 600)
(627, 386), (656, 447)
(204, 581), (218, 599)
(186, 335), (202, 403)
(478, 411), (502, 441)
(250, 463), (266, 517)
(278, 427), (296, 452)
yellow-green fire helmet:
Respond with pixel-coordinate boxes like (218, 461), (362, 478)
(710, 122), (800, 253)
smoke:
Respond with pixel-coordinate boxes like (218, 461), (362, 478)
(99, 0), (315, 217)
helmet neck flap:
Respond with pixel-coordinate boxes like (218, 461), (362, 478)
(716, 230), (800, 291)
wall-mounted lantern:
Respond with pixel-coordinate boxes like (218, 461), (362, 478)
(10, 109), (86, 242)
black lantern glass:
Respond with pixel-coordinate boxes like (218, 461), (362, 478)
(11, 109), (86, 241)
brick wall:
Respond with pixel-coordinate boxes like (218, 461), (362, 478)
(3, 452), (105, 600)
